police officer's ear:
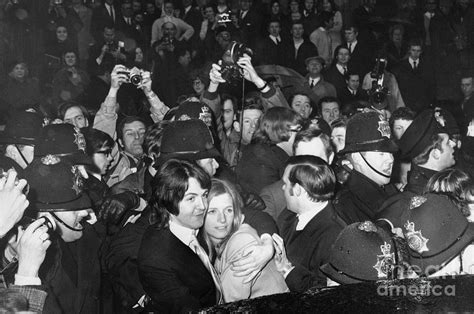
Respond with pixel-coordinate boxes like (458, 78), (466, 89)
(349, 152), (363, 171)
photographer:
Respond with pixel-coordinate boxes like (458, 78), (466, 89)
(362, 57), (405, 113)
(0, 170), (50, 312)
(202, 50), (289, 167)
(87, 24), (127, 75)
(93, 64), (168, 186)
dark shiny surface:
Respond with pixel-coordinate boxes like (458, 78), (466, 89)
(201, 275), (474, 313)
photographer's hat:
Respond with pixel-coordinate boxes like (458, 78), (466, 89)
(398, 110), (446, 160)
(401, 194), (474, 276)
(305, 56), (325, 67)
(35, 124), (92, 166)
(0, 111), (43, 146)
(24, 156), (91, 211)
(320, 221), (396, 284)
(155, 120), (221, 168)
(339, 111), (398, 154)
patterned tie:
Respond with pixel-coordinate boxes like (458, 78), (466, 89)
(189, 235), (223, 304)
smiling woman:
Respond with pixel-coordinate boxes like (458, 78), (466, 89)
(202, 179), (288, 302)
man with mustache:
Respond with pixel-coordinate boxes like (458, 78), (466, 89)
(333, 111), (399, 225)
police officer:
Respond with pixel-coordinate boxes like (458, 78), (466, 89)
(333, 111), (399, 225)
(22, 156), (104, 313)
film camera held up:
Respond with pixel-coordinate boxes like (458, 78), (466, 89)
(220, 41), (253, 85)
(117, 67), (143, 86)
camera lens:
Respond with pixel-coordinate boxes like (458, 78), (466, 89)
(130, 74), (142, 86)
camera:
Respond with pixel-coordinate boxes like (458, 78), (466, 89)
(217, 11), (231, 23)
(220, 41), (253, 85)
(369, 58), (389, 109)
(18, 214), (57, 233)
(117, 67), (142, 86)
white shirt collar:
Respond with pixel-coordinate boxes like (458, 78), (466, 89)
(296, 201), (328, 231)
(336, 63), (347, 74)
(270, 34), (281, 44)
(309, 77), (320, 85)
(409, 57), (419, 66)
(169, 219), (196, 247)
(425, 11), (435, 19)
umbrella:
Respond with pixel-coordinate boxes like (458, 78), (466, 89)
(255, 65), (305, 98)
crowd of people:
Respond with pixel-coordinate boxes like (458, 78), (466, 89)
(1, 0), (474, 313)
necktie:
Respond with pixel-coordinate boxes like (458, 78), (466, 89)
(109, 6), (115, 22)
(413, 60), (417, 70)
(348, 42), (352, 53)
(310, 79), (315, 88)
(189, 235), (223, 304)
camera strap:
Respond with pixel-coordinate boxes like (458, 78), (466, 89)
(14, 144), (30, 167)
(51, 212), (84, 232)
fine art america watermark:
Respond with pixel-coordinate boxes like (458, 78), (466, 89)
(375, 264), (474, 298)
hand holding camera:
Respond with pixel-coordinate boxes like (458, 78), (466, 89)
(0, 170), (29, 238)
(110, 64), (130, 90)
(16, 217), (53, 278)
(236, 54), (259, 83)
(137, 70), (152, 94)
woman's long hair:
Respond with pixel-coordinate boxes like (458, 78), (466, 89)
(201, 178), (244, 261)
(252, 107), (302, 145)
(425, 168), (474, 217)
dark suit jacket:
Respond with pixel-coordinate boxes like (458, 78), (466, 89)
(116, 16), (144, 45)
(345, 41), (373, 79)
(255, 36), (286, 66)
(180, 6), (202, 43)
(41, 224), (102, 314)
(324, 65), (347, 96)
(281, 39), (318, 76)
(238, 9), (262, 48)
(392, 58), (436, 113)
(338, 86), (368, 107)
(138, 225), (216, 313)
(91, 4), (121, 40)
(277, 204), (344, 292)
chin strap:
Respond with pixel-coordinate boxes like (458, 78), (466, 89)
(359, 152), (391, 179)
(51, 212), (84, 232)
(14, 144), (30, 167)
